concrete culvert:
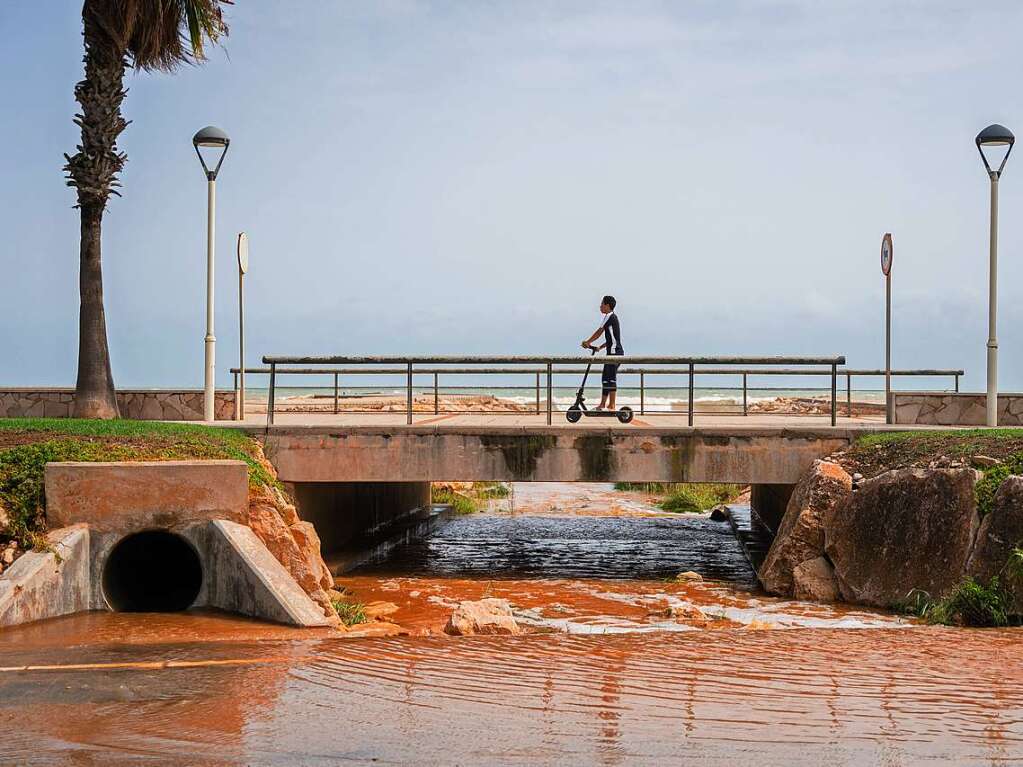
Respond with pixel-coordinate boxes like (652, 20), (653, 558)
(103, 530), (203, 612)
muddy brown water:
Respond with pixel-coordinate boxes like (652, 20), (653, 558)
(0, 483), (1021, 765)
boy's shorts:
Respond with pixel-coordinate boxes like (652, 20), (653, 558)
(601, 363), (619, 395)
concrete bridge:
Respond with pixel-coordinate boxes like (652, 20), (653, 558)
(260, 424), (860, 485)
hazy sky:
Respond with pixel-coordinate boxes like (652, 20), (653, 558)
(2, 1), (1022, 389)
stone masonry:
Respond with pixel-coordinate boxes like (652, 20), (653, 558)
(0, 388), (237, 420)
(892, 392), (1023, 426)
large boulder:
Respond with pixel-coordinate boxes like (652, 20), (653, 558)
(967, 475), (1023, 612)
(792, 557), (840, 602)
(758, 460), (852, 596)
(444, 598), (521, 636)
(824, 468), (981, 608)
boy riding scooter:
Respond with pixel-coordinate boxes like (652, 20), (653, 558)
(567, 295), (633, 424)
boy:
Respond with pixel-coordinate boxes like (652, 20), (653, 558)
(581, 295), (624, 411)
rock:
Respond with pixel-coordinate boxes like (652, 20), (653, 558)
(444, 598), (521, 636)
(824, 468), (981, 608)
(247, 501), (337, 622)
(675, 571), (703, 582)
(289, 521), (334, 592)
(972, 455), (1002, 468)
(792, 557), (840, 602)
(664, 603), (710, 627)
(0, 501), (10, 533)
(1, 547), (13, 566)
(966, 476), (1023, 612)
(709, 504), (731, 522)
(363, 601), (400, 620)
(851, 473), (864, 483)
(758, 460), (852, 596)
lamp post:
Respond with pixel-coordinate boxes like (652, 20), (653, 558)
(193, 126), (230, 422)
(236, 232), (249, 420)
(976, 124), (1014, 427)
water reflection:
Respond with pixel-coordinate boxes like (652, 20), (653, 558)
(356, 512), (757, 583)
(1, 629), (1021, 764)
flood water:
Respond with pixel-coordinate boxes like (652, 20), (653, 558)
(1, 483), (1021, 765)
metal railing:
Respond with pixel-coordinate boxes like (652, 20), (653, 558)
(255, 355), (858, 427)
(234, 365), (963, 424)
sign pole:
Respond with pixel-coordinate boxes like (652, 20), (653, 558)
(237, 233), (249, 421)
(881, 233), (894, 424)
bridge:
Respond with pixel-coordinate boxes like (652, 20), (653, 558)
(217, 353), (966, 572)
(241, 353), (961, 485)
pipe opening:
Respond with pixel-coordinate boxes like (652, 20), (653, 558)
(103, 530), (203, 612)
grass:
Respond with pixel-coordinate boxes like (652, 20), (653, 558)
(908, 578), (1013, 627)
(0, 418), (276, 549)
(906, 546), (1023, 627)
(614, 482), (744, 514)
(331, 599), (368, 627)
(431, 482), (510, 515)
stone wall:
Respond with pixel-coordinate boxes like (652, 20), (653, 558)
(892, 392), (1023, 426)
(0, 388), (237, 421)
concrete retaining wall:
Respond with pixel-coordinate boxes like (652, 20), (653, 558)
(0, 460), (330, 628)
(264, 427), (852, 485)
(45, 461), (250, 532)
(0, 526), (91, 627)
(0, 388), (237, 420)
(892, 392), (1023, 426)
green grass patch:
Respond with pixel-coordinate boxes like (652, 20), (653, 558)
(908, 577), (1015, 628)
(331, 599), (368, 627)
(0, 418), (276, 550)
(906, 547), (1023, 627)
(431, 482), (510, 515)
(614, 482), (744, 514)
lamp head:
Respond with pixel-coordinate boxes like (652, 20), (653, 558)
(193, 125), (230, 179)
(976, 124), (1014, 177)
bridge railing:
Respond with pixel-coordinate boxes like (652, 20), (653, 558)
(255, 355), (869, 427)
(234, 365), (963, 424)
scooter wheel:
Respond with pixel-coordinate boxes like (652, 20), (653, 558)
(617, 406), (634, 424)
(566, 406), (583, 423)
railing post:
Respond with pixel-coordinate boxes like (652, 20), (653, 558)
(546, 363), (553, 425)
(267, 362), (276, 428)
(233, 371), (240, 421)
(831, 363), (837, 426)
(688, 362), (695, 427)
(334, 372), (339, 414)
(742, 372), (748, 416)
(846, 373), (852, 418)
(955, 374), (960, 393)
(407, 362), (414, 425)
(640, 372), (645, 415)
(434, 372), (439, 415)
(535, 372), (540, 414)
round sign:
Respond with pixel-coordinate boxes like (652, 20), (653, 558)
(237, 232), (249, 274)
(880, 233), (893, 276)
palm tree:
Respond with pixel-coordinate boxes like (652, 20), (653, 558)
(64, 0), (229, 418)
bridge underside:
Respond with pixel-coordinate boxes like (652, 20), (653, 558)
(261, 426), (856, 485)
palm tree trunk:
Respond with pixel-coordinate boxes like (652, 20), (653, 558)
(66, 10), (128, 419)
(73, 200), (119, 419)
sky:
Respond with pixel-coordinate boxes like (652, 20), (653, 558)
(1, 0), (1022, 390)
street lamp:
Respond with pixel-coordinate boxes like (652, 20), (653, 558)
(976, 124), (1014, 427)
(193, 126), (230, 422)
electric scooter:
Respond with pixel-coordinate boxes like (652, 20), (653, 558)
(566, 347), (634, 424)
